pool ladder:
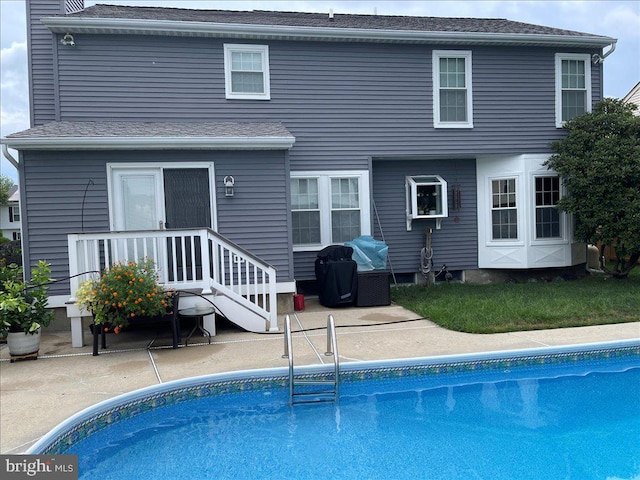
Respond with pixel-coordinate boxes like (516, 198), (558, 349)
(283, 314), (339, 405)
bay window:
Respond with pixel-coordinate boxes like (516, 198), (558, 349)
(535, 176), (561, 239)
(491, 178), (518, 240)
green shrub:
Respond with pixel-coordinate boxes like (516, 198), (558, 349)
(0, 261), (54, 335)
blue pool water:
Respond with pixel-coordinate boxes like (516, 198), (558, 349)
(56, 348), (640, 480)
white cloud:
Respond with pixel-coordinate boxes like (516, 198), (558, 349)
(1, 41), (28, 181)
(602, 3), (640, 38)
(0, 41), (29, 132)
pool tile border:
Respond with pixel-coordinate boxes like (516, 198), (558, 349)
(40, 344), (639, 455)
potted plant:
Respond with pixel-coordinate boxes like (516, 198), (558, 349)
(0, 260), (54, 358)
(76, 259), (171, 334)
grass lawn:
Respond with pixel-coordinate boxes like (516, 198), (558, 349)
(390, 268), (640, 334)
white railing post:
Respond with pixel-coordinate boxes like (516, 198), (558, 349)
(67, 234), (80, 297)
(200, 229), (213, 292)
(268, 266), (278, 331)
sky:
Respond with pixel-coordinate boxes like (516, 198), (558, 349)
(1, 0), (639, 182)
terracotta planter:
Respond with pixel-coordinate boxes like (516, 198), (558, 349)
(6, 329), (41, 357)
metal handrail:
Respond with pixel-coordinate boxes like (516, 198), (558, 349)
(325, 314), (340, 400)
(284, 314), (339, 405)
(283, 315), (294, 404)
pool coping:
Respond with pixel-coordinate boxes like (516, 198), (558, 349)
(29, 339), (640, 455)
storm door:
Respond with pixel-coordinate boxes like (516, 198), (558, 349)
(163, 168), (212, 281)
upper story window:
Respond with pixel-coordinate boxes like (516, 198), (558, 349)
(223, 44), (271, 100)
(491, 178), (518, 240)
(9, 206), (20, 223)
(535, 176), (561, 239)
(433, 50), (473, 128)
(291, 171), (370, 251)
(555, 53), (591, 127)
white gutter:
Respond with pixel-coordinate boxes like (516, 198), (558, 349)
(2, 144), (19, 168)
(41, 17), (616, 48)
(0, 136), (295, 151)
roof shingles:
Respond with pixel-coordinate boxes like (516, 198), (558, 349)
(5, 121), (294, 139)
(63, 4), (606, 39)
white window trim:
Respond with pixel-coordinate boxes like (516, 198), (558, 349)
(530, 173), (569, 245)
(433, 50), (473, 129)
(223, 44), (271, 100)
(291, 170), (371, 252)
(487, 175), (523, 246)
(555, 53), (591, 128)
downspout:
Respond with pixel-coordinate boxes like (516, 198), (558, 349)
(2, 144), (19, 169)
(592, 41), (617, 65)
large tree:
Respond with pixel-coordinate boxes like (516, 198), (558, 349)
(546, 98), (640, 278)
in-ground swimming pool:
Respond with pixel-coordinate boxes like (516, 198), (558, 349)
(30, 341), (639, 480)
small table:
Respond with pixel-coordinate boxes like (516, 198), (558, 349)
(178, 306), (216, 346)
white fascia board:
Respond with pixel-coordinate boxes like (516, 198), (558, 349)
(0, 136), (296, 150)
(42, 17), (616, 48)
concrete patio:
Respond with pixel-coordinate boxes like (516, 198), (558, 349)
(1, 297), (638, 454)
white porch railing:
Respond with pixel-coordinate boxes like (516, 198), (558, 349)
(67, 228), (278, 331)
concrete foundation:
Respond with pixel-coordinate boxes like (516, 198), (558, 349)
(463, 264), (588, 284)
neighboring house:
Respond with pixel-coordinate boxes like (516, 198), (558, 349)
(623, 81), (640, 114)
(0, 185), (21, 241)
(0, 0), (617, 342)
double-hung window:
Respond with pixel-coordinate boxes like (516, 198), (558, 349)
(291, 178), (321, 246)
(555, 53), (591, 127)
(491, 178), (518, 240)
(433, 50), (473, 128)
(291, 171), (370, 250)
(534, 176), (561, 239)
(224, 44), (270, 100)
(9, 206), (19, 223)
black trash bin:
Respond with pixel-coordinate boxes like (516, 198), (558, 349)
(315, 245), (358, 307)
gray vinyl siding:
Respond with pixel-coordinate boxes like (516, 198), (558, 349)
(27, 0), (64, 126)
(371, 159), (478, 276)
(26, 33), (605, 285)
(21, 150), (291, 295)
(292, 159), (477, 282)
(54, 37), (602, 163)
(20, 151), (109, 291)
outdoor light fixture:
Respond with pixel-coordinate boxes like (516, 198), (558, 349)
(61, 33), (75, 46)
(224, 176), (235, 197)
